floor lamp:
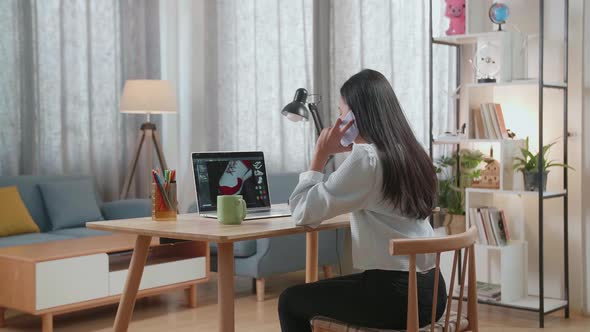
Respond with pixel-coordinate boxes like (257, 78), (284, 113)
(119, 80), (177, 199)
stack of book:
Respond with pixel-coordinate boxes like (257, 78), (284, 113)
(469, 207), (510, 246)
(455, 281), (502, 302)
(470, 103), (509, 139)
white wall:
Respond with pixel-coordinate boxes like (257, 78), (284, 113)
(582, 0), (590, 315)
(565, 0), (585, 313)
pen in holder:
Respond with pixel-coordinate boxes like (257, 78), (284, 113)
(151, 182), (177, 221)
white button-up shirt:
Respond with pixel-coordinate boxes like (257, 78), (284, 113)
(289, 143), (435, 272)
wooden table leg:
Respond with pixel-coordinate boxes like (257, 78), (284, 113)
(187, 284), (198, 308)
(0, 307), (5, 328)
(306, 231), (319, 283)
(113, 235), (152, 332)
(217, 242), (235, 332)
(41, 313), (52, 332)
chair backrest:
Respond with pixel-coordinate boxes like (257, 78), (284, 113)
(389, 227), (479, 332)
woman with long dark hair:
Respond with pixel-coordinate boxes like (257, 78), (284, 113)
(279, 69), (446, 331)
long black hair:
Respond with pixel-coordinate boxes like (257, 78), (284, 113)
(340, 69), (436, 219)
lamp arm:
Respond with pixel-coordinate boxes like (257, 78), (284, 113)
(307, 102), (336, 166)
(307, 103), (324, 136)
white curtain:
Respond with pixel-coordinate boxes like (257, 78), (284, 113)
(329, 0), (456, 147)
(212, 0), (316, 171)
(161, 0), (315, 212)
(0, 0), (160, 200)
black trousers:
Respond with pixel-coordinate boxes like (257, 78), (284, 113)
(278, 269), (447, 332)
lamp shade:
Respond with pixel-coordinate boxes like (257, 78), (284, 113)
(119, 80), (177, 114)
(281, 88), (309, 122)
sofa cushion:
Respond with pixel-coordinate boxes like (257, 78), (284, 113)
(210, 240), (257, 258)
(101, 199), (151, 220)
(39, 179), (104, 230)
(0, 176), (90, 232)
(0, 186), (41, 237)
(50, 227), (112, 238)
(0, 233), (74, 248)
(268, 173), (299, 204)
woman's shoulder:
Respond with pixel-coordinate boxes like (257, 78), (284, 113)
(349, 143), (379, 167)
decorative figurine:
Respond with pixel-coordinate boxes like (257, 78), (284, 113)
(445, 0), (466, 35)
(473, 147), (501, 189)
(471, 43), (500, 83)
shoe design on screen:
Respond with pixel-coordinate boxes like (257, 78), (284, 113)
(219, 160), (252, 195)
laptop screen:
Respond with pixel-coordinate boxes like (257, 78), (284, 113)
(192, 151), (271, 212)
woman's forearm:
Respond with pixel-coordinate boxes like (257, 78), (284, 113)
(310, 152), (329, 173)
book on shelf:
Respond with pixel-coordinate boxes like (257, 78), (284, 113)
(481, 104), (494, 139)
(493, 104), (510, 139)
(487, 104), (503, 139)
(489, 208), (507, 246)
(480, 207), (497, 246)
(469, 103), (508, 139)
(480, 103), (495, 139)
(470, 206), (510, 246)
(470, 207), (488, 244)
(455, 282), (501, 302)
(500, 210), (511, 241)
(472, 108), (485, 139)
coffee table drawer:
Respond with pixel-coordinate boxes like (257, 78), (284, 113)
(109, 256), (206, 296)
(36, 254), (109, 310)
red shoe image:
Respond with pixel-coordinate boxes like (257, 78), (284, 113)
(218, 160), (253, 195)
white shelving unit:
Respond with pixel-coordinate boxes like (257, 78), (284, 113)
(428, 0), (570, 327)
(466, 187), (566, 199)
(473, 240), (527, 303)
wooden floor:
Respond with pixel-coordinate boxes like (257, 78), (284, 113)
(2, 271), (588, 331)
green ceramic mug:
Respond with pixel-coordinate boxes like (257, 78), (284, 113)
(217, 195), (247, 225)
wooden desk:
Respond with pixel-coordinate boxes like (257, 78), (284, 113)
(87, 213), (350, 332)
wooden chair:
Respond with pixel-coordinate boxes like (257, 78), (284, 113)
(311, 227), (479, 332)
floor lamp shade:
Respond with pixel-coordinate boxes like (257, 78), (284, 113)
(118, 80), (177, 199)
(119, 80), (177, 114)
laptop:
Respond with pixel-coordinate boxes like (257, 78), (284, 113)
(191, 151), (292, 220)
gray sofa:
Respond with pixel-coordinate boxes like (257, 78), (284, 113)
(188, 173), (345, 301)
(0, 175), (150, 248)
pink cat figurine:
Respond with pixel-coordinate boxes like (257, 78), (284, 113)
(445, 0), (466, 35)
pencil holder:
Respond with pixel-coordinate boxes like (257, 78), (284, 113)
(151, 182), (177, 221)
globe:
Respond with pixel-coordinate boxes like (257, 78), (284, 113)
(489, 3), (509, 25)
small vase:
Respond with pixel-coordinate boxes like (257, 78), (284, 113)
(523, 170), (548, 192)
(432, 211), (447, 229)
(444, 214), (466, 235)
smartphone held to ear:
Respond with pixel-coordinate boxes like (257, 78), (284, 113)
(339, 111), (359, 147)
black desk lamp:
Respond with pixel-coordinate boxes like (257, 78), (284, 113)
(281, 88), (324, 136)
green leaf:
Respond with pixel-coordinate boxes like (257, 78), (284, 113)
(513, 157), (526, 170)
(520, 148), (535, 161)
(546, 162), (575, 171)
(542, 141), (557, 157)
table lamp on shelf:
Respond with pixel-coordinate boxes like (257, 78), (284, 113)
(281, 88), (324, 136)
(119, 79), (177, 199)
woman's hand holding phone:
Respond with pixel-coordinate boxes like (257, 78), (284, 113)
(310, 117), (355, 172)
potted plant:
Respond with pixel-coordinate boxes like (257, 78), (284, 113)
(434, 149), (483, 234)
(512, 137), (573, 191)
